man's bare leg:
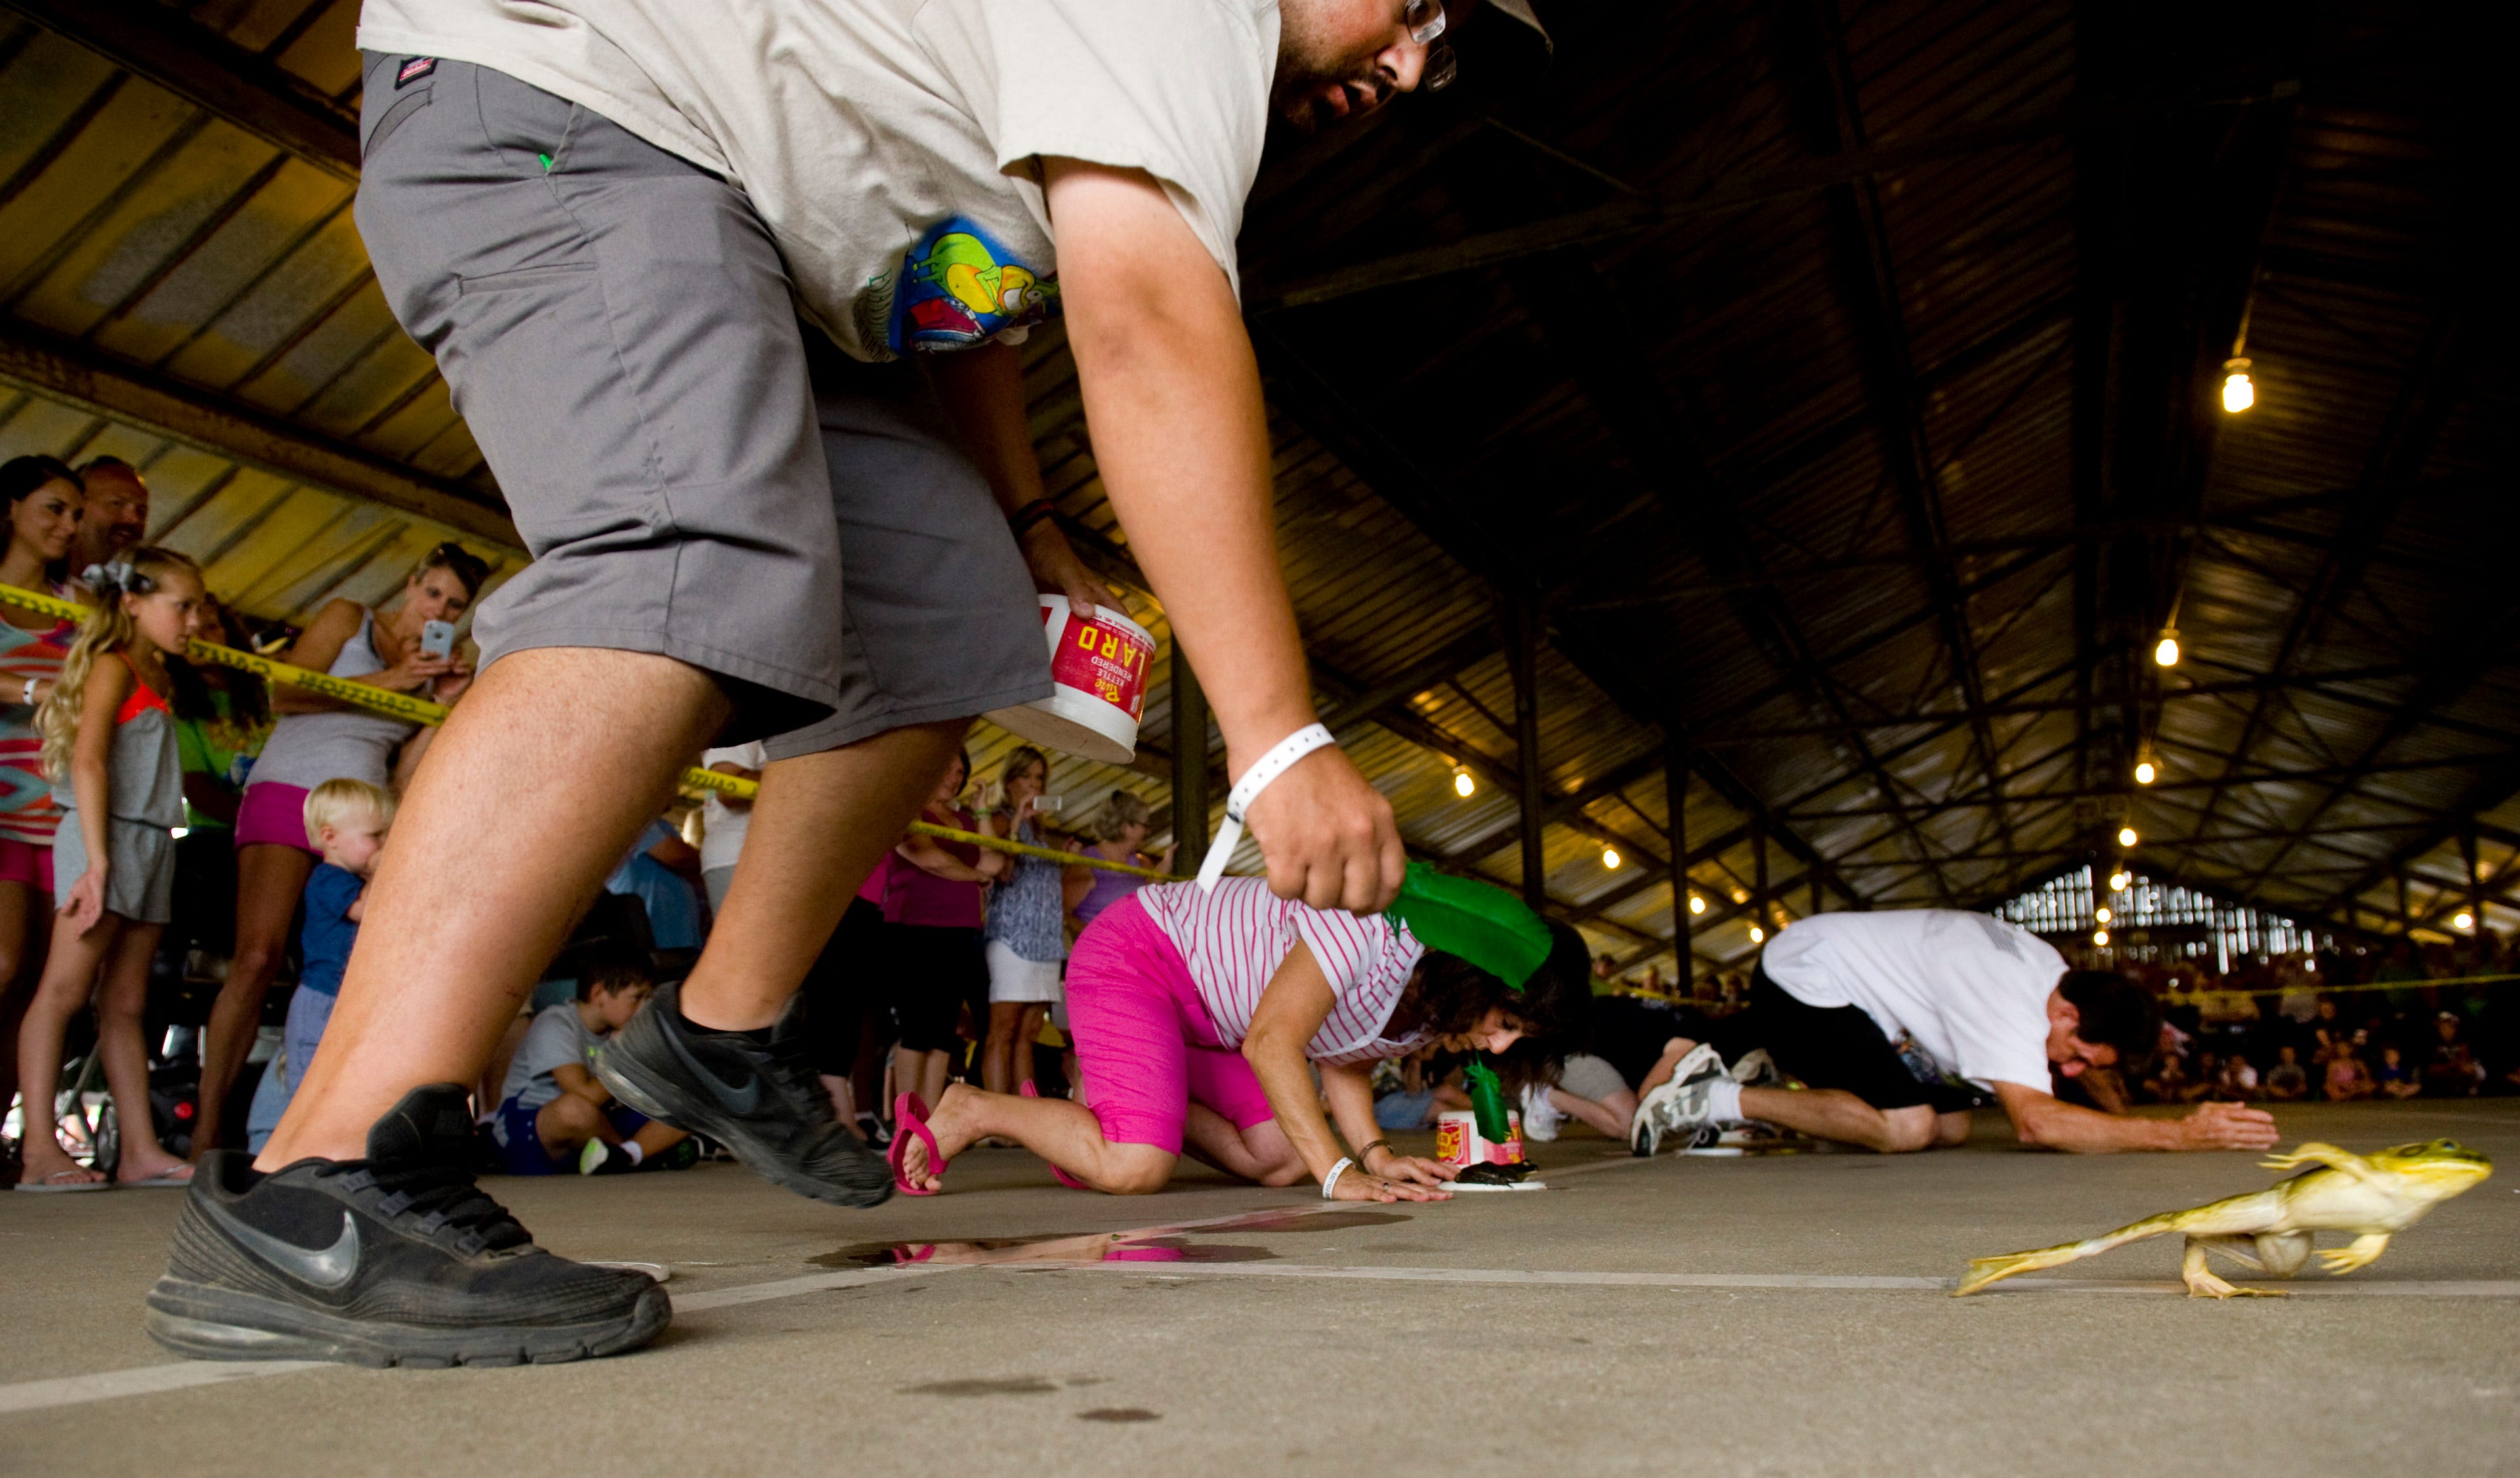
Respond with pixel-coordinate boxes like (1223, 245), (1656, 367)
(258, 649), (727, 1168)
(677, 721), (967, 1030)
(1735, 1087), (1956, 1154)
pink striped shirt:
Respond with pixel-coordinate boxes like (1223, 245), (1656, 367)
(1136, 877), (1430, 1065)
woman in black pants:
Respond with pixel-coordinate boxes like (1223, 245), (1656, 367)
(886, 750), (1002, 1110)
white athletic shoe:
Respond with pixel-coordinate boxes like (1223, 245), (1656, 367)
(1519, 1084), (1563, 1143)
(1629, 1044), (1725, 1157)
(1729, 1048), (1782, 1089)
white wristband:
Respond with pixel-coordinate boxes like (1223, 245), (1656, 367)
(20, 677), (34, 706)
(1320, 1156), (1354, 1199)
(1195, 722), (1337, 892)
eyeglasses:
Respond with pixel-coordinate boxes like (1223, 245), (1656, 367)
(1403, 0), (1458, 91)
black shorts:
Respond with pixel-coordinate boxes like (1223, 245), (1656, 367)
(891, 924), (985, 1053)
(799, 897), (894, 1076)
(1713, 966), (1988, 1115)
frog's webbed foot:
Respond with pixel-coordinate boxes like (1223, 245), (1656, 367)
(2317, 1233), (2391, 1276)
(2184, 1237), (2290, 1298)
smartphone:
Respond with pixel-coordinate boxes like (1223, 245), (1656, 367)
(419, 620), (456, 660)
(1036, 793), (1061, 814)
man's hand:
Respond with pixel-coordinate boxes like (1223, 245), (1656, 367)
(1017, 518), (1119, 621)
(2179, 1100), (2279, 1151)
(1243, 745), (1405, 914)
(1044, 159), (1403, 908)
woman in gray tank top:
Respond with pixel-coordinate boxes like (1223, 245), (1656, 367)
(192, 542), (490, 1156)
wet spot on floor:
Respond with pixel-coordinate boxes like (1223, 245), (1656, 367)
(1196, 1210), (1410, 1234)
(899, 1377), (1060, 1397)
(1078, 1408), (1161, 1422)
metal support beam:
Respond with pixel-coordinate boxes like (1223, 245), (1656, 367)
(0, 320), (519, 551)
(1506, 599), (1547, 908)
(1168, 643), (1209, 877)
(1, 0), (361, 180)
(1667, 743), (1691, 980)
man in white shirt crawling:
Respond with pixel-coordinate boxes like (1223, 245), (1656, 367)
(1631, 911), (2279, 1158)
(150, 0), (1549, 1371)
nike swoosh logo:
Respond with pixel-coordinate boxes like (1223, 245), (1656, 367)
(204, 1199), (360, 1290)
(667, 1030), (763, 1114)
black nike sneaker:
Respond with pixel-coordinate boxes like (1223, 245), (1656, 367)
(591, 980), (891, 1208)
(145, 1084), (669, 1368)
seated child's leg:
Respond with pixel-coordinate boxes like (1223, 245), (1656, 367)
(534, 1094), (606, 1156)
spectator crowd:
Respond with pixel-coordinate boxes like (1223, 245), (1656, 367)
(2, 453), (2514, 1189)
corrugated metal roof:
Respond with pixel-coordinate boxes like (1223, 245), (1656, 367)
(0, 0), (2505, 977)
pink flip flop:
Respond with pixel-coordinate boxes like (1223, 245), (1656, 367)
(888, 1092), (946, 1196)
(1019, 1080), (1092, 1191)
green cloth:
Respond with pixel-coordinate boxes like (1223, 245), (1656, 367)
(1385, 861), (1552, 990)
(172, 689), (269, 831)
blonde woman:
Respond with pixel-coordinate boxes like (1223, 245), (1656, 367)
(195, 543), (485, 1154)
(12, 549), (205, 1189)
(980, 746), (1064, 1094)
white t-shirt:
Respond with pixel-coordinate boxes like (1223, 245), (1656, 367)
(1136, 878), (1431, 1066)
(497, 1003), (595, 1115)
(1757, 910), (2063, 1091)
(698, 740), (768, 876)
(355, 0), (1276, 361)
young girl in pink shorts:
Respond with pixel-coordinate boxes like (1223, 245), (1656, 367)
(890, 868), (1588, 1204)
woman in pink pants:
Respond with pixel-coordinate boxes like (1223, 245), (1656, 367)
(890, 873), (1587, 1204)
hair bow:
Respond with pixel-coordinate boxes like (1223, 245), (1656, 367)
(83, 560), (145, 596)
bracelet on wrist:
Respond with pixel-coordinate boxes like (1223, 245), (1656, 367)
(1356, 1139), (1393, 1168)
(1320, 1156), (1355, 1199)
(1006, 497), (1058, 537)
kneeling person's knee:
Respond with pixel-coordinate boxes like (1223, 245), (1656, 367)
(1877, 1105), (1940, 1154)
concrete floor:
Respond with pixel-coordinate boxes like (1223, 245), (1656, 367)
(4, 1099), (2517, 1477)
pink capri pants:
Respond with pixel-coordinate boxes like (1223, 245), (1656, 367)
(1064, 895), (1274, 1154)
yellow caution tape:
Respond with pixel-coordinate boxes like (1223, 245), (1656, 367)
(3, 581), (1173, 882)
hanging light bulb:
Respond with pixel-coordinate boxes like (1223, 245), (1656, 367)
(1732, 889), (1750, 904)
(2454, 910), (2476, 931)
(1688, 894), (1706, 915)
(2133, 759), (2158, 786)
(2118, 826), (2139, 848)
(2093, 928), (2110, 947)
(2109, 870), (2130, 892)
(1748, 925), (1765, 944)
(1453, 769), (1475, 799)
(2154, 629), (2181, 667)
(1602, 847), (1622, 870)
(2220, 357), (2254, 413)
(2095, 906), (2112, 924)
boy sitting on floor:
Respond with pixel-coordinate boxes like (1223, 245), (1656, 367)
(486, 941), (694, 1175)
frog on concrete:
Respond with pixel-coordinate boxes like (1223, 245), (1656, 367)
(1953, 1139), (2493, 1298)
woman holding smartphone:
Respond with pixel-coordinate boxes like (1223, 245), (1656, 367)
(192, 542), (488, 1155)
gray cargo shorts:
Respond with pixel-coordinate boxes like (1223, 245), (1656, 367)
(354, 55), (1049, 747)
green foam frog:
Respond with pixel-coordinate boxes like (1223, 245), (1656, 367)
(1954, 1139), (2493, 1298)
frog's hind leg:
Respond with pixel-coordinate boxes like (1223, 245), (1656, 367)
(2183, 1236), (2289, 1298)
(1955, 1189), (2284, 1296)
(2317, 1233), (2391, 1277)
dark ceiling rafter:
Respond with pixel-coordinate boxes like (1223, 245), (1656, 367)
(0, 0), (361, 180)
(0, 319), (520, 549)
(1785, 0), (2016, 866)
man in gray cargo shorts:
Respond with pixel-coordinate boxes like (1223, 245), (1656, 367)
(150, 0), (1546, 1370)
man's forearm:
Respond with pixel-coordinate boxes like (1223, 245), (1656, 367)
(2012, 1096), (2181, 1153)
(1050, 164), (1314, 767)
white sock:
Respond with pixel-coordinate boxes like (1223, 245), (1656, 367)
(1705, 1080), (1744, 1124)
(620, 1141), (644, 1166)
